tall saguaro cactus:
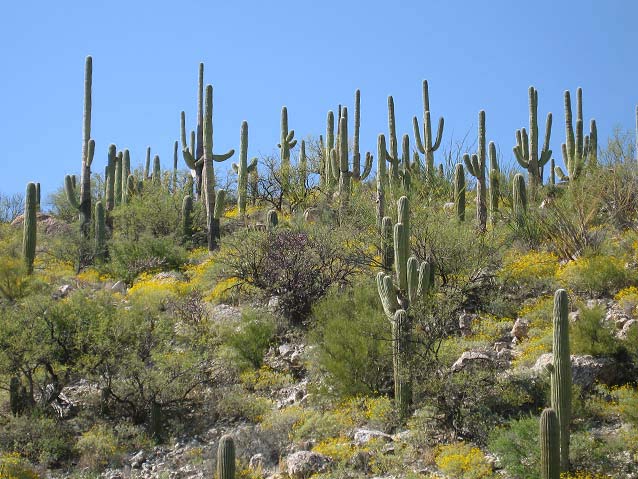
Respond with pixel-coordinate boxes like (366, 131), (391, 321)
(376, 135), (387, 229)
(172, 140), (178, 193)
(217, 435), (236, 479)
(488, 142), (500, 224)
(386, 96), (401, 194)
(454, 163), (465, 222)
(324, 110), (336, 192)
(180, 63), (207, 199)
(512, 173), (527, 219)
(376, 196), (432, 418)
(540, 408), (560, 479)
(181, 195), (193, 242)
(106, 145), (116, 211)
(464, 111), (488, 231)
(232, 121), (258, 219)
(555, 88), (597, 182)
(278, 106), (297, 189)
(549, 289), (572, 472)
(513, 86), (552, 193)
(22, 183), (37, 274)
(413, 80), (444, 178)
(201, 85), (235, 251)
(95, 201), (106, 260)
(351, 89), (373, 181)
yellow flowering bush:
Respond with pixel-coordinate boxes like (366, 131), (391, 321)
(614, 286), (638, 316)
(312, 436), (355, 463)
(556, 254), (632, 296)
(500, 250), (558, 289)
(0, 453), (39, 479)
(207, 277), (241, 302)
(75, 425), (121, 471)
(611, 385), (638, 426)
(127, 272), (183, 300)
(435, 442), (493, 479)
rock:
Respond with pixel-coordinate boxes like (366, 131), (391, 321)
(619, 319), (638, 339)
(111, 280), (127, 294)
(279, 344), (294, 357)
(510, 318), (529, 340)
(606, 305), (631, 329)
(268, 296), (280, 313)
(249, 453), (266, 473)
(285, 451), (332, 479)
(54, 284), (73, 299)
(458, 312), (475, 336)
(443, 202), (455, 213)
(493, 341), (509, 352)
(569, 311), (580, 322)
(130, 450), (146, 468)
(209, 303), (242, 322)
(153, 271), (185, 282)
(353, 428), (393, 445)
(451, 351), (493, 372)
(303, 208), (321, 223)
(533, 353), (621, 389)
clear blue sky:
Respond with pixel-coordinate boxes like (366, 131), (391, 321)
(1, 1), (637, 200)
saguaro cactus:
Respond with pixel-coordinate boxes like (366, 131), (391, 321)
(488, 142), (499, 224)
(211, 189), (226, 244)
(413, 80), (444, 178)
(78, 56), (93, 237)
(513, 86), (552, 193)
(144, 146), (151, 180)
(376, 135), (387, 229)
(555, 88), (597, 182)
(23, 182), (37, 274)
(217, 435), (236, 479)
(232, 121), (258, 219)
(201, 85), (235, 251)
(65, 139), (95, 235)
(540, 408), (560, 479)
(114, 151), (123, 206)
(181, 195), (193, 242)
(324, 110), (336, 191)
(549, 289), (571, 472)
(121, 150), (131, 204)
(386, 96), (401, 194)
(376, 196), (432, 418)
(180, 63), (206, 198)
(106, 145), (116, 211)
(278, 106), (297, 189)
(35, 183), (40, 211)
(454, 163), (465, 222)
(172, 140), (178, 193)
(512, 173), (527, 218)
(464, 111), (488, 231)
(152, 155), (161, 184)
(95, 200), (106, 260)
(351, 89), (373, 182)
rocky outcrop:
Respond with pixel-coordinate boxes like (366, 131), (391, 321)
(285, 451), (332, 479)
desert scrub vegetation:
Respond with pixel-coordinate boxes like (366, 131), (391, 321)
(1, 57), (638, 479)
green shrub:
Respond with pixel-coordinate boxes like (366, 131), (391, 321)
(223, 309), (276, 369)
(309, 278), (392, 398)
(557, 254), (633, 297)
(0, 414), (73, 467)
(570, 305), (622, 357)
(75, 425), (121, 471)
(487, 415), (540, 479)
(0, 453), (40, 479)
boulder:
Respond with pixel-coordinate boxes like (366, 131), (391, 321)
(353, 428), (393, 445)
(533, 353), (621, 389)
(285, 451), (332, 479)
(619, 319), (638, 340)
(451, 351), (493, 372)
(510, 318), (529, 340)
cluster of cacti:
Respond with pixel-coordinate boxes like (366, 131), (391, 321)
(413, 80), (444, 178)
(555, 88), (597, 182)
(376, 196), (432, 418)
(463, 110), (488, 231)
(232, 121), (258, 219)
(513, 86), (553, 194)
(22, 182), (37, 274)
(217, 435), (235, 479)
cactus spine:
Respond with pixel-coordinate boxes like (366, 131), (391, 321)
(454, 163), (465, 222)
(512, 173), (527, 219)
(95, 200), (106, 260)
(555, 88), (597, 182)
(550, 289), (571, 472)
(413, 80), (444, 178)
(279, 106), (297, 189)
(232, 121), (258, 219)
(540, 408), (560, 479)
(199, 84), (234, 251)
(216, 435), (235, 479)
(464, 111), (488, 231)
(181, 195), (193, 242)
(22, 182), (37, 274)
(513, 86), (552, 193)
(376, 196), (432, 418)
